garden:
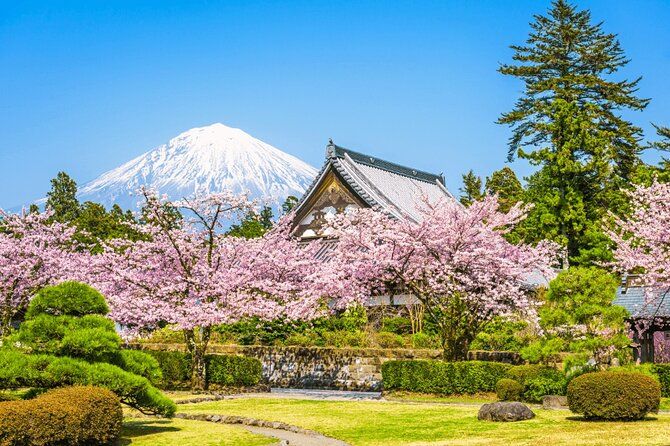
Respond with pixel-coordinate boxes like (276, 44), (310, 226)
(3, 1), (670, 445)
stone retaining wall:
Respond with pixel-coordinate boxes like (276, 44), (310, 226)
(138, 343), (521, 391)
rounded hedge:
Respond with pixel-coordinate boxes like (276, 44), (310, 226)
(26, 281), (109, 318)
(496, 378), (524, 401)
(0, 386), (122, 445)
(567, 371), (660, 420)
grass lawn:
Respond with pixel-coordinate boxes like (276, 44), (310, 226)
(179, 398), (670, 446)
(120, 417), (274, 446)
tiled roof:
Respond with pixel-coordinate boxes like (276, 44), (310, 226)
(295, 141), (455, 222)
(614, 286), (670, 318)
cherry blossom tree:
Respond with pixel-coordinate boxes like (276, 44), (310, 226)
(608, 180), (670, 335)
(330, 195), (558, 361)
(90, 188), (336, 389)
(0, 210), (79, 337)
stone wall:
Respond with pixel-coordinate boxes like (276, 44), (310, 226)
(138, 343), (521, 391)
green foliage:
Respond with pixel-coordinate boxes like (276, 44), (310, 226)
(520, 338), (564, 365)
(504, 364), (567, 402)
(26, 281), (109, 318)
(496, 378), (523, 401)
(651, 364), (670, 397)
(227, 206), (274, 239)
(0, 350), (176, 416)
(206, 355), (262, 387)
(46, 171), (80, 222)
(525, 267), (629, 366)
(485, 167), (523, 213)
(459, 170), (484, 206)
(75, 201), (143, 252)
(282, 196), (299, 215)
(381, 360), (511, 395)
(145, 350), (192, 390)
(322, 330), (369, 348)
(381, 317), (412, 335)
(471, 318), (533, 352)
(0, 386), (122, 445)
(410, 332), (439, 349)
(499, 0), (650, 264)
(144, 351), (261, 390)
(60, 327), (121, 362)
(374, 332), (406, 349)
(568, 372), (660, 420)
(117, 350), (163, 384)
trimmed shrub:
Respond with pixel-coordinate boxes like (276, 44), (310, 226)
(651, 364), (670, 397)
(382, 360), (511, 394)
(118, 349), (163, 384)
(568, 371), (660, 420)
(496, 378), (523, 401)
(146, 350), (192, 389)
(206, 355), (262, 387)
(506, 364), (563, 386)
(59, 327), (121, 362)
(0, 350), (176, 417)
(26, 281), (108, 318)
(523, 376), (566, 403)
(0, 386), (122, 445)
(410, 332), (439, 349)
(375, 332), (406, 349)
(381, 317), (412, 335)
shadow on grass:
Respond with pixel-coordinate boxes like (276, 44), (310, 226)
(118, 419), (181, 444)
(565, 415), (659, 422)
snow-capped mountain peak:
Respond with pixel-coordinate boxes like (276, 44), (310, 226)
(75, 123), (318, 210)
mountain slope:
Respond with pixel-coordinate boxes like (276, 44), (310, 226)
(75, 123), (318, 211)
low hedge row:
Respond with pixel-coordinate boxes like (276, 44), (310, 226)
(381, 360), (511, 394)
(145, 350), (262, 389)
(501, 364), (566, 403)
(0, 386), (122, 445)
(568, 371), (660, 420)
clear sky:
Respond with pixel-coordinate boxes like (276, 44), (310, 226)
(1, 0), (668, 209)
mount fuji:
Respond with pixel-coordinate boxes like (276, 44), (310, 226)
(70, 123), (318, 211)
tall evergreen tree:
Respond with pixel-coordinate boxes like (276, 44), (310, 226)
(45, 172), (80, 223)
(485, 167), (523, 212)
(459, 170), (484, 206)
(281, 195), (299, 215)
(498, 0), (649, 265)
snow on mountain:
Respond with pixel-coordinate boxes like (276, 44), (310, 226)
(73, 123), (318, 211)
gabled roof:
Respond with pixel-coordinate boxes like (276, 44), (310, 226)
(294, 141), (455, 223)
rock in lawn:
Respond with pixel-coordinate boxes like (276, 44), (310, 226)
(542, 395), (568, 410)
(478, 402), (535, 422)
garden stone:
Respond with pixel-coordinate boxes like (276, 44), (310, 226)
(542, 395), (567, 410)
(478, 402), (535, 422)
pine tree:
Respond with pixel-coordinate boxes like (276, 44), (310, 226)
(652, 124), (670, 152)
(45, 172), (80, 223)
(227, 206), (274, 239)
(498, 0), (649, 265)
(281, 196), (299, 215)
(459, 170), (484, 206)
(485, 167), (523, 212)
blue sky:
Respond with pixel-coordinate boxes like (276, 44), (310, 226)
(1, 0), (668, 209)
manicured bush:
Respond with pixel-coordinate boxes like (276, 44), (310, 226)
(0, 350), (176, 417)
(375, 332), (406, 349)
(568, 371), (660, 420)
(118, 349), (163, 384)
(146, 350), (192, 389)
(506, 364), (563, 385)
(60, 327), (121, 362)
(496, 378), (523, 401)
(651, 364), (670, 397)
(322, 330), (369, 348)
(381, 317), (412, 335)
(0, 386), (122, 445)
(410, 332), (439, 349)
(382, 360), (511, 394)
(26, 281), (109, 318)
(505, 364), (566, 402)
(206, 355), (262, 387)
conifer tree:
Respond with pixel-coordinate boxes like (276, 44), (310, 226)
(46, 171), (80, 222)
(485, 167), (523, 212)
(459, 170), (484, 206)
(498, 0), (649, 264)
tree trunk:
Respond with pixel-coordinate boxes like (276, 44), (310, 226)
(184, 326), (211, 390)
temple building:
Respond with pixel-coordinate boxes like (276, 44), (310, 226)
(291, 140), (456, 239)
